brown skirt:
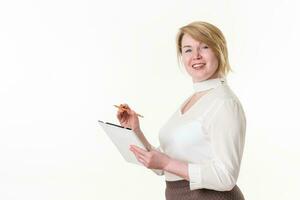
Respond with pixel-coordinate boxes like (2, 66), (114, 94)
(165, 180), (245, 200)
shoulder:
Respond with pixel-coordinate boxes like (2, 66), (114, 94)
(208, 84), (246, 123)
(214, 84), (240, 102)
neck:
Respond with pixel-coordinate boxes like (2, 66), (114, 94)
(192, 72), (221, 83)
(193, 77), (226, 92)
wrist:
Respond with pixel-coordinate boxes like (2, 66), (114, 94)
(163, 157), (172, 171)
(132, 127), (142, 134)
(133, 127), (142, 135)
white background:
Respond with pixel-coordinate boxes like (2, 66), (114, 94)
(1, 0), (299, 199)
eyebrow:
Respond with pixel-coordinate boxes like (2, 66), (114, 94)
(182, 45), (192, 48)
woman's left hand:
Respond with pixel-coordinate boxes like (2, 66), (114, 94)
(130, 145), (170, 170)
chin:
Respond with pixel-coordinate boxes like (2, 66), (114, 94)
(192, 77), (209, 82)
(192, 71), (219, 82)
(192, 72), (210, 80)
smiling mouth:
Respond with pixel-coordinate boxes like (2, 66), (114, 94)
(192, 63), (205, 69)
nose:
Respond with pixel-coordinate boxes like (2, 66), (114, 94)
(193, 47), (202, 60)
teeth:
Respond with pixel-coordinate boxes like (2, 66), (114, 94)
(192, 63), (205, 68)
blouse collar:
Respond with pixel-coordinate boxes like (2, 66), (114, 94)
(193, 78), (226, 92)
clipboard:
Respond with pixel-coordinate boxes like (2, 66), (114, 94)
(98, 120), (147, 165)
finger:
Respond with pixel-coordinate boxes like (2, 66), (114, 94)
(117, 109), (127, 121)
(130, 145), (148, 156)
(122, 104), (134, 115)
(135, 155), (146, 166)
(122, 113), (130, 124)
(131, 149), (147, 164)
(122, 103), (130, 109)
(120, 110), (130, 119)
(120, 103), (130, 111)
(117, 111), (123, 121)
(118, 108), (127, 116)
(130, 146), (147, 157)
(134, 150), (147, 161)
(117, 104), (127, 114)
(120, 112), (129, 123)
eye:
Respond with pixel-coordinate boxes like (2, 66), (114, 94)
(184, 49), (192, 53)
(202, 45), (209, 49)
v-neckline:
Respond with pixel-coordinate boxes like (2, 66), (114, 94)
(179, 89), (214, 117)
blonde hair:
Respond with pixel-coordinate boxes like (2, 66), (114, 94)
(176, 21), (231, 76)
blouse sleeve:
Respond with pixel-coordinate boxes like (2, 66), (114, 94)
(188, 98), (246, 191)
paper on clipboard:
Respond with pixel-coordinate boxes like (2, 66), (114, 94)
(98, 120), (147, 165)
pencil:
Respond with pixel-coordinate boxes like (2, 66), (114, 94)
(114, 105), (144, 118)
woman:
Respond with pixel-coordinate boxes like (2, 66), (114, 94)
(117, 21), (246, 200)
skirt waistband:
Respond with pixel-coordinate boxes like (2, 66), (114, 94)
(165, 180), (245, 200)
(166, 180), (190, 189)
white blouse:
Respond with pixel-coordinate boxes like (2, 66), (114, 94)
(153, 78), (246, 191)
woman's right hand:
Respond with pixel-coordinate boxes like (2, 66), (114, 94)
(116, 104), (141, 133)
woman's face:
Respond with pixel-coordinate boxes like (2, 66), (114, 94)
(181, 34), (219, 82)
